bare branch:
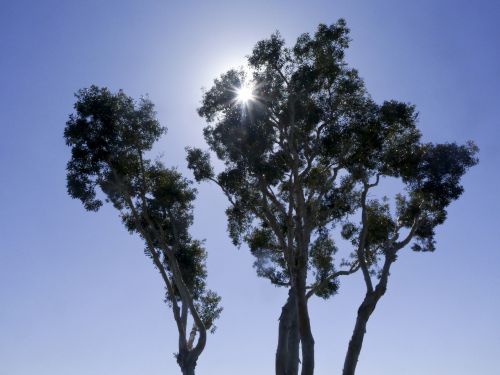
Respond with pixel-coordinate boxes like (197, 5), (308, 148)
(120, 188), (187, 345)
(367, 174), (380, 188)
(358, 182), (374, 292)
(306, 263), (360, 299)
(394, 215), (421, 252)
(272, 63), (290, 86)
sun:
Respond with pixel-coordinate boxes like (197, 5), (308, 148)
(236, 84), (254, 103)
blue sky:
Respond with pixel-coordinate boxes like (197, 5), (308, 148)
(1, 0), (499, 374)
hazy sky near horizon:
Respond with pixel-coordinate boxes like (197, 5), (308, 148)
(1, 1), (499, 374)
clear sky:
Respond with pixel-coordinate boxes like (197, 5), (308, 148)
(1, 1), (499, 374)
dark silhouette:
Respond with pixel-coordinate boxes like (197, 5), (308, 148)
(64, 86), (222, 375)
(188, 19), (477, 375)
(188, 20), (362, 375)
(340, 140), (477, 374)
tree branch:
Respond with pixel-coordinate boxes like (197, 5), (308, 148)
(306, 263), (360, 299)
(358, 182), (374, 292)
(394, 215), (421, 252)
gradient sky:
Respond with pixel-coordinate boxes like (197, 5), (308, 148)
(1, 1), (499, 374)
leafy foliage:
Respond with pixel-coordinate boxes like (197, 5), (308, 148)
(65, 85), (164, 211)
(309, 231), (339, 299)
(189, 19), (478, 300)
(189, 21), (368, 293)
(65, 86), (221, 365)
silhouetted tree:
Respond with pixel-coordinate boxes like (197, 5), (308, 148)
(339, 138), (477, 374)
(64, 86), (222, 375)
(188, 20), (363, 375)
(188, 20), (477, 375)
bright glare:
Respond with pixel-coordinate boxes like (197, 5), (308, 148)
(236, 85), (254, 103)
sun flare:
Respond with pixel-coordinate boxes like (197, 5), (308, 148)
(236, 85), (254, 103)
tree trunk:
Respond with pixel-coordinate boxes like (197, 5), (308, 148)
(343, 255), (393, 375)
(342, 294), (377, 375)
(177, 350), (198, 375)
(181, 364), (196, 375)
(298, 306), (314, 375)
(296, 274), (314, 375)
(288, 307), (300, 375)
(276, 288), (300, 375)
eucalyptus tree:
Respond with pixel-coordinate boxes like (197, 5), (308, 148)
(64, 86), (222, 375)
(187, 19), (477, 375)
(187, 20), (366, 375)
(338, 131), (478, 374)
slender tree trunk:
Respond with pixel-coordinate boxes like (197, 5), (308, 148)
(297, 303), (314, 375)
(342, 296), (374, 375)
(343, 284), (392, 375)
(288, 305), (300, 375)
(276, 288), (300, 375)
(296, 274), (314, 375)
(343, 254), (393, 375)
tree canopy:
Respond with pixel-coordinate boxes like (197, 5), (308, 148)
(62, 19), (477, 375)
(188, 19), (478, 375)
(65, 86), (222, 375)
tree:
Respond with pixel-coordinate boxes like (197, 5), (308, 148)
(187, 20), (477, 375)
(339, 140), (478, 374)
(64, 86), (222, 375)
(188, 20), (364, 375)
